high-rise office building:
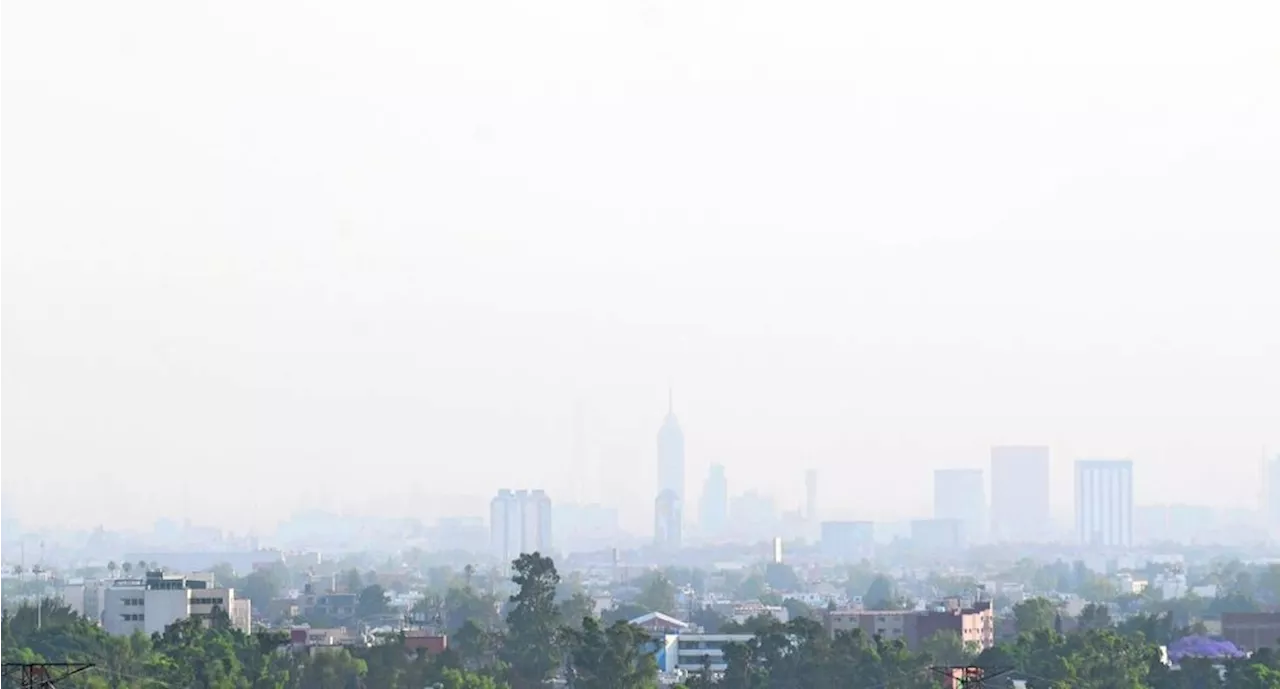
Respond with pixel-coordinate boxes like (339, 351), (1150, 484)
(1075, 459), (1133, 548)
(933, 469), (986, 545)
(654, 490), (682, 550)
(657, 389), (686, 504)
(490, 489), (553, 562)
(699, 464), (729, 539)
(990, 445), (1051, 543)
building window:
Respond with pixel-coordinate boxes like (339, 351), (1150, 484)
(192, 597), (226, 606)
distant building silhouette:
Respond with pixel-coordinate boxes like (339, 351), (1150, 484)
(490, 489), (553, 562)
(657, 388), (686, 503)
(933, 468), (986, 545)
(1075, 459), (1133, 548)
(990, 445), (1051, 543)
(699, 463), (729, 540)
(654, 489), (682, 550)
(820, 520), (874, 561)
(730, 490), (778, 542)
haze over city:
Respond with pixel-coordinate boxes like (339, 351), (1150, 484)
(4, 0), (1278, 539)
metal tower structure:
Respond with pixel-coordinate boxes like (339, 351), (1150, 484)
(2, 663), (95, 689)
(928, 665), (1014, 689)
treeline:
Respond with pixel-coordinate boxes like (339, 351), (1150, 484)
(1, 554), (650, 689)
(6, 554), (1280, 689)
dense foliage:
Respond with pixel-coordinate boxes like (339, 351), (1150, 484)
(7, 555), (1280, 689)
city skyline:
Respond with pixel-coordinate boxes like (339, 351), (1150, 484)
(5, 1), (1277, 535)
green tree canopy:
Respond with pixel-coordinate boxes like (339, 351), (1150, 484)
(1012, 597), (1058, 635)
(502, 553), (561, 689)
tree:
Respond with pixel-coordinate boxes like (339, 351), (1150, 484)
(1013, 597), (1058, 634)
(344, 568), (364, 593)
(357, 584), (390, 618)
(451, 619), (505, 672)
(558, 592), (597, 630)
(438, 667), (508, 689)
(601, 603), (650, 626)
(864, 575), (900, 609)
(107, 560), (118, 577)
(633, 572), (677, 615)
(844, 563), (878, 600)
(561, 618), (658, 689)
(503, 553), (561, 689)
(210, 561), (237, 587)
(1078, 573), (1119, 602)
(234, 567), (284, 615)
(1078, 602), (1112, 631)
(918, 630), (976, 667)
(736, 573), (768, 601)
(781, 598), (815, 622)
(121, 561), (133, 576)
(689, 605), (727, 633)
(446, 586), (504, 631)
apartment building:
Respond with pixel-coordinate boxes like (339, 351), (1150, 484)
(102, 571), (250, 636)
(654, 633), (756, 673)
(60, 580), (107, 622)
(826, 600), (994, 651)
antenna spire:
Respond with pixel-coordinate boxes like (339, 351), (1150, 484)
(668, 384), (673, 415)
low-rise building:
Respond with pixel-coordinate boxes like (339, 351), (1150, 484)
(59, 580), (107, 622)
(102, 571), (250, 636)
(627, 613), (752, 674)
(825, 600), (994, 651)
(719, 602), (789, 625)
(654, 633), (755, 673)
(1222, 613), (1280, 652)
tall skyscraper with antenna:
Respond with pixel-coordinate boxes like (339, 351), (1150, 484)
(657, 388), (685, 504)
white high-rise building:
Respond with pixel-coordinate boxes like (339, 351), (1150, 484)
(657, 389), (686, 504)
(490, 489), (553, 562)
(1075, 459), (1134, 548)
(990, 446), (1051, 543)
(933, 469), (987, 545)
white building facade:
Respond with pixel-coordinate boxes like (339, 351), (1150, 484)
(1075, 459), (1134, 548)
(102, 572), (250, 636)
(490, 489), (553, 563)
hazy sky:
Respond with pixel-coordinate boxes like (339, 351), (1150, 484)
(4, 0), (1278, 534)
